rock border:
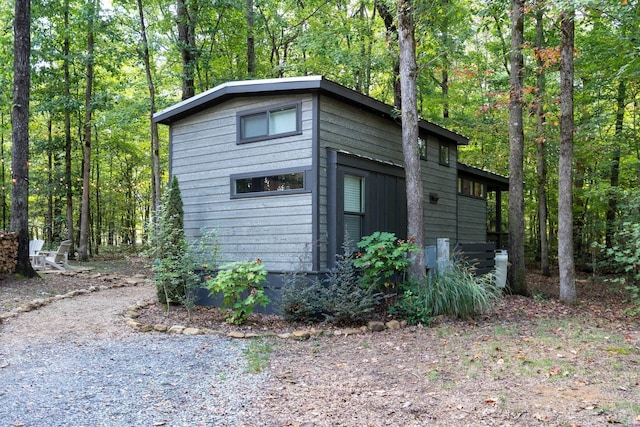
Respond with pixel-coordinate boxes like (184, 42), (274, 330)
(123, 302), (408, 340)
(0, 271), (149, 323)
(1, 273), (408, 340)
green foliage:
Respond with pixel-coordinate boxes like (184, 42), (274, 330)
(282, 252), (382, 325)
(243, 339), (273, 373)
(388, 280), (434, 326)
(392, 263), (502, 323)
(353, 232), (419, 290)
(623, 285), (640, 317)
(280, 270), (327, 323)
(206, 259), (269, 324)
(151, 176), (198, 306)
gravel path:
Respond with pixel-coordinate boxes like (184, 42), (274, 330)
(0, 283), (269, 426)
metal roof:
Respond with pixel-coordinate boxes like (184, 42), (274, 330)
(153, 75), (469, 145)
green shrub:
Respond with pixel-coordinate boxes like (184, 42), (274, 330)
(353, 231), (419, 290)
(206, 259), (269, 324)
(281, 271), (326, 323)
(282, 252), (382, 325)
(151, 176), (199, 305)
(389, 281), (434, 326)
(392, 263), (502, 323)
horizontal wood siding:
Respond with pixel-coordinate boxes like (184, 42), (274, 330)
(319, 96), (459, 254)
(171, 94), (315, 272)
(457, 195), (487, 243)
(422, 136), (458, 245)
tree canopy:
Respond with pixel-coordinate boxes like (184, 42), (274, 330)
(0, 0), (637, 274)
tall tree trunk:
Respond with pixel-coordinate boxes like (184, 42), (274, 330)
(558, 8), (576, 304)
(535, 2), (550, 276)
(247, 0), (256, 77)
(78, 0), (96, 261)
(11, 0), (36, 277)
(136, 0), (162, 215)
(64, 0), (74, 256)
(507, 0), (527, 295)
(1, 113), (6, 230)
(606, 80), (625, 248)
(177, 0), (197, 100)
(376, 0), (401, 109)
(47, 117), (54, 243)
(398, 0), (425, 279)
(94, 126), (101, 252)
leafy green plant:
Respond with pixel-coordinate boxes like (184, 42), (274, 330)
(624, 285), (640, 316)
(243, 339), (273, 373)
(206, 259), (269, 324)
(389, 281), (434, 326)
(353, 231), (419, 290)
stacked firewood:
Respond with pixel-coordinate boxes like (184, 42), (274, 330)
(0, 231), (18, 278)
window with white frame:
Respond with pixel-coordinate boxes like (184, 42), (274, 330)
(344, 174), (365, 244)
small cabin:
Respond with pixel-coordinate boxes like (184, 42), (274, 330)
(154, 76), (508, 305)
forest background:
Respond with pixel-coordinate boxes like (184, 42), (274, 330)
(0, 0), (638, 274)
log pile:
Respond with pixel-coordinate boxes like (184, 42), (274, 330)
(0, 231), (18, 278)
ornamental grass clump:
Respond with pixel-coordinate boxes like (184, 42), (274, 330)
(424, 263), (502, 319)
(392, 262), (502, 324)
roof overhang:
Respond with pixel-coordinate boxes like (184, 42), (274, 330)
(457, 162), (509, 191)
(153, 76), (469, 146)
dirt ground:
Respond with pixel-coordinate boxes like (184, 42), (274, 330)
(1, 259), (639, 426)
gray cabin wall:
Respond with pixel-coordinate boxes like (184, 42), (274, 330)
(318, 95), (459, 265)
(457, 195), (487, 243)
(170, 94), (316, 272)
(421, 136), (458, 245)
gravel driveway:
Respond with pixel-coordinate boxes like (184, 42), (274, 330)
(0, 282), (268, 426)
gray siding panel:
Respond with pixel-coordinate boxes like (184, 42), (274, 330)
(318, 95), (459, 252)
(170, 94), (315, 272)
(457, 196), (487, 243)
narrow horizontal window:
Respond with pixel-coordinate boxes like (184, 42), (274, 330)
(231, 168), (310, 198)
(238, 103), (301, 143)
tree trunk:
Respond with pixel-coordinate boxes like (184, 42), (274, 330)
(507, 0), (527, 295)
(64, 0), (75, 256)
(376, 0), (401, 110)
(398, 0), (425, 279)
(11, 0), (37, 277)
(1, 114), (6, 230)
(535, 3), (550, 277)
(605, 80), (625, 248)
(78, 0), (96, 261)
(136, 0), (162, 215)
(177, 0), (196, 100)
(247, 0), (256, 77)
(558, 8), (576, 304)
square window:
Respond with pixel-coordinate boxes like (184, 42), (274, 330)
(269, 108), (297, 135)
(241, 113), (268, 139)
